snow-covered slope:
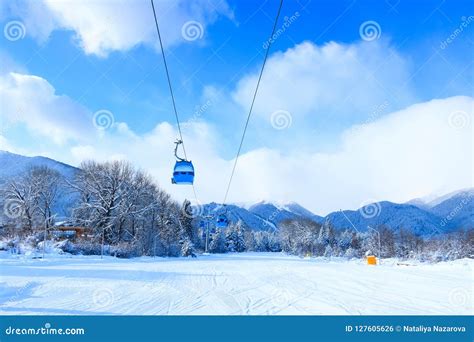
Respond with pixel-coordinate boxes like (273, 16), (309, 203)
(1, 252), (471, 315)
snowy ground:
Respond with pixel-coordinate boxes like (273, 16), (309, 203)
(0, 252), (472, 315)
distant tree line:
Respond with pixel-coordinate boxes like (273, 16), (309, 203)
(278, 218), (473, 261)
(0, 161), (472, 261)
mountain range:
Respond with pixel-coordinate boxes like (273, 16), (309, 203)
(1, 150), (472, 235)
(0, 150), (78, 183)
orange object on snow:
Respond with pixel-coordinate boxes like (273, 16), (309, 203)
(367, 255), (377, 265)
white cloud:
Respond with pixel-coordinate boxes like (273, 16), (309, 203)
(0, 72), (94, 144)
(232, 40), (416, 126)
(61, 96), (472, 216)
(223, 96), (473, 214)
(70, 145), (97, 161)
(4, 0), (58, 44)
(0, 135), (15, 152)
(4, 0), (233, 56)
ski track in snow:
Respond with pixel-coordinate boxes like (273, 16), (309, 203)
(0, 252), (472, 315)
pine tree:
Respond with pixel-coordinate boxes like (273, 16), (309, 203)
(324, 245), (333, 257)
(178, 200), (197, 257)
(180, 200), (195, 241)
(181, 238), (196, 257)
(209, 230), (226, 253)
(225, 221), (246, 252)
(244, 230), (256, 251)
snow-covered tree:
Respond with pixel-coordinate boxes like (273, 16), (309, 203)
(225, 221), (246, 252)
(181, 239), (196, 257)
(279, 218), (321, 256)
(209, 229), (226, 253)
(323, 245), (333, 257)
(69, 160), (184, 256)
(317, 219), (335, 247)
(378, 226), (396, 258)
(32, 167), (63, 229)
(396, 228), (423, 259)
(1, 166), (62, 232)
(244, 230), (257, 251)
(338, 230), (352, 251)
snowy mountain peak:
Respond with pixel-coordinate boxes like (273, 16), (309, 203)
(0, 150), (78, 179)
(406, 188), (474, 209)
(426, 188), (474, 208)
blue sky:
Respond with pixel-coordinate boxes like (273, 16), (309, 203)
(0, 0), (472, 214)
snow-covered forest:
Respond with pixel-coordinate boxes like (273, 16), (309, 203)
(1, 161), (472, 261)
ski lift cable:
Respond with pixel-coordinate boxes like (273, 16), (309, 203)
(222, 0), (284, 204)
(150, 0), (187, 160)
(151, 0), (199, 201)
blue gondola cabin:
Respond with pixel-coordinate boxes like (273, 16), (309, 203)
(216, 214), (229, 228)
(171, 160), (195, 185)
